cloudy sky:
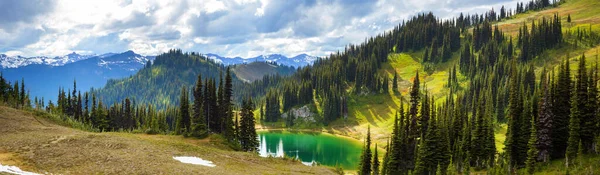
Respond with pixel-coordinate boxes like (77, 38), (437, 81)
(0, 0), (527, 58)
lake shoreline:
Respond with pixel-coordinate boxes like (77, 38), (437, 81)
(255, 127), (362, 144)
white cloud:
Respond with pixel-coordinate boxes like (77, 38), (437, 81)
(4, 50), (24, 57)
(204, 0), (227, 14)
(0, 0), (528, 58)
(254, 0), (268, 17)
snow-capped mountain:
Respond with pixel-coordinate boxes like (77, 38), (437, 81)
(0, 50), (153, 69)
(0, 50), (155, 104)
(97, 50), (154, 71)
(204, 53), (318, 67)
(0, 52), (96, 68)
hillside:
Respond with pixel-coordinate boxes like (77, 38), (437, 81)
(91, 50), (239, 109)
(298, 0), (600, 148)
(246, 1), (600, 173)
(232, 62), (296, 82)
(0, 106), (335, 174)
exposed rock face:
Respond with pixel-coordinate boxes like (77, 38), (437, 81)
(281, 105), (315, 122)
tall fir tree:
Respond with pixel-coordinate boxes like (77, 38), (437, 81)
(177, 86), (191, 134)
(526, 115), (539, 175)
(506, 61), (526, 168)
(222, 68), (236, 141)
(566, 55), (587, 164)
(536, 68), (553, 163)
(393, 71), (399, 91)
(407, 72), (420, 171)
(20, 78), (26, 108)
(191, 74), (208, 138)
(552, 58), (571, 159)
(358, 126), (372, 175)
(372, 143), (380, 175)
(239, 97), (258, 152)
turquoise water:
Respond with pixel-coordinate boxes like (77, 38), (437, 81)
(258, 131), (363, 170)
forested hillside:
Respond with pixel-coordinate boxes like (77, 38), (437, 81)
(90, 49), (236, 109)
(237, 0), (600, 174)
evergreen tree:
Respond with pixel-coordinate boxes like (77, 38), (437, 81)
(222, 68), (235, 141)
(177, 86), (191, 134)
(582, 58), (598, 153)
(393, 71), (399, 91)
(84, 92), (89, 123)
(13, 80), (19, 108)
(20, 78), (25, 108)
(77, 91), (82, 121)
(191, 75), (208, 138)
(552, 58), (571, 159)
(91, 93), (97, 127)
(536, 68), (553, 163)
(506, 62), (526, 168)
(414, 109), (441, 175)
(373, 144), (380, 175)
(239, 97), (258, 152)
(358, 126), (372, 175)
(407, 72), (420, 170)
(381, 139), (390, 174)
(526, 115), (539, 175)
(566, 55), (587, 164)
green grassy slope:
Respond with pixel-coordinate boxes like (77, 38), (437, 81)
(312, 0), (600, 152)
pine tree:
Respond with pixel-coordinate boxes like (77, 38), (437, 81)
(77, 91), (82, 121)
(13, 80), (19, 108)
(20, 78), (25, 108)
(222, 68), (235, 141)
(91, 93), (97, 127)
(582, 58), (598, 153)
(414, 109), (440, 175)
(407, 72), (420, 170)
(191, 74), (208, 138)
(381, 139), (390, 174)
(358, 126), (372, 175)
(387, 106), (405, 174)
(239, 97), (258, 152)
(84, 92), (89, 123)
(393, 71), (399, 91)
(526, 115), (539, 175)
(536, 68), (553, 163)
(552, 58), (571, 159)
(506, 62), (525, 168)
(373, 143), (380, 175)
(177, 86), (191, 135)
(566, 55), (587, 165)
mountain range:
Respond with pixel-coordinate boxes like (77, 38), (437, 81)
(1, 51), (154, 103)
(1, 51), (314, 103)
(1, 52), (318, 69)
(205, 53), (318, 68)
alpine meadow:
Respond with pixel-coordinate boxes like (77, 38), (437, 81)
(2, 0), (600, 174)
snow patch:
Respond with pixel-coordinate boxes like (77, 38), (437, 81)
(173, 156), (216, 167)
(0, 163), (41, 175)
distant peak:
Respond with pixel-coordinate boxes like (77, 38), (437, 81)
(67, 52), (80, 56)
